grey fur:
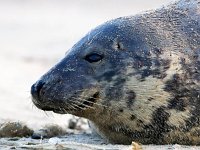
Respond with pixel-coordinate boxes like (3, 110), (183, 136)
(31, 0), (200, 145)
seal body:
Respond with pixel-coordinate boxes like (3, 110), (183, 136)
(31, 0), (200, 145)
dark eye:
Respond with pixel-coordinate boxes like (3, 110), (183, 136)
(85, 53), (103, 63)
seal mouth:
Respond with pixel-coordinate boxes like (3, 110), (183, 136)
(33, 92), (100, 114)
(51, 92), (100, 114)
(52, 108), (70, 114)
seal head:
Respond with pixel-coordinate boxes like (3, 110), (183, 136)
(31, 0), (200, 145)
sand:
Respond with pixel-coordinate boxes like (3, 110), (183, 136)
(1, 134), (200, 150)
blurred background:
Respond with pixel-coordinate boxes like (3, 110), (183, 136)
(0, 0), (176, 129)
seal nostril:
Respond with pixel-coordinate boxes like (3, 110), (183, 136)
(31, 80), (45, 100)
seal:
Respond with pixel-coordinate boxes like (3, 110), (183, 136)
(31, 0), (200, 145)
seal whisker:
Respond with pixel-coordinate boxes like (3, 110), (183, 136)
(69, 97), (95, 109)
(31, 103), (36, 110)
(61, 108), (69, 113)
(44, 111), (50, 117)
(64, 108), (69, 113)
(69, 99), (95, 110)
(59, 107), (63, 112)
(67, 104), (77, 111)
(77, 97), (108, 108)
(64, 101), (79, 111)
(68, 102), (80, 109)
(68, 101), (87, 110)
(123, 85), (155, 88)
(73, 89), (85, 93)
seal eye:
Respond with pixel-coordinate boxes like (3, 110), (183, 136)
(85, 53), (103, 63)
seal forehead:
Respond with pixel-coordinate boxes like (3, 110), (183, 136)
(74, 17), (145, 50)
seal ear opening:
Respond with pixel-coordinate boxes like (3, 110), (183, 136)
(113, 40), (124, 50)
(116, 42), (124, 50)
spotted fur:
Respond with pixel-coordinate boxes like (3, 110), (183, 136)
(31, 0), (200, 145)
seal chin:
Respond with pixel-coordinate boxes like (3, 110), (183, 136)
(32, 98), (71, 114)
(32, 98), (55, 112)
(32, 91), (100, 115)
(52, 109), (68, 114)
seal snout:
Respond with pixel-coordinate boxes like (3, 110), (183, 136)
(31, 80), (45, 101)
(31, 80), (55, 111)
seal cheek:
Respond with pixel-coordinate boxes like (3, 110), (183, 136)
(125, 90), (136, 108)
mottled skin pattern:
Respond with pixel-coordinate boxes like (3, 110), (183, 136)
(31, 0), (200, 145)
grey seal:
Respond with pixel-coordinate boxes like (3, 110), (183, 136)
(31, 0), (200, 145)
